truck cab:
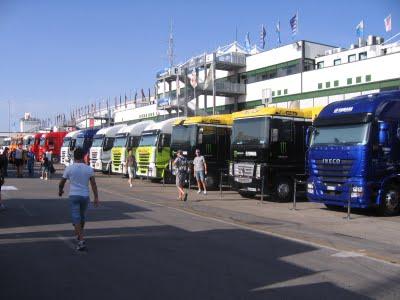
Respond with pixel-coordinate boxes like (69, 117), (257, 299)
(307, 91), (400, 216)
(0, 137), (11, 155)
(32, 133), (43, 161)
(111, 120), (154, 175)
(23, 135), (35, 151)
(90, 125), (125, 172)
(170, 114), (233, 187)
(136, 117), (180, 179)
(39, 131), (68, 163)
(230, 107), (312, 201)
(75, 128), (99, 164)
(61, 131), (80, 166)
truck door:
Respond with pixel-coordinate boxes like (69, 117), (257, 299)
(269, 118), (293, 162)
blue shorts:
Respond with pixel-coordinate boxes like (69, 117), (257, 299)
(69, 195), (90, 224)
(195, 170), (205, 181)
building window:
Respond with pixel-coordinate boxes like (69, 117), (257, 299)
(334, 80), (339, 87)
(316, 61), (324, 69)
(284, 89), (288, 95)
(334, 59), (341, 66)
(348, 54), (356, 63)
(359, 52), (367, 60)
(326, 82), (331, 88)
(272, 91), (275, 97)
(366, 75), (371, 82)
(277, 90), (281, 96)
(318, 83), (323, 89)
(347, 78), (352, 85)
(356, 76), (362, 83)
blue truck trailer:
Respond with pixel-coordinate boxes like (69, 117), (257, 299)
(307, 90), (400, 216)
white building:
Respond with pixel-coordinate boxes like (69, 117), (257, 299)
(19, 113), (41, 132)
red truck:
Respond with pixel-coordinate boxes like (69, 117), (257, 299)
(32, 133), (43, 162)
(39, 131), (68, 163)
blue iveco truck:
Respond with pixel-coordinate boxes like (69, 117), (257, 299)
(75, 128), (99, 164)
(307, 90), (400, 216)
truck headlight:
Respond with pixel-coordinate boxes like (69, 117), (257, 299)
(255, 164), (261, 178)
(307, 182), (314, 194)
(351, 186), (363, 198)
(229, 163), (233, 176)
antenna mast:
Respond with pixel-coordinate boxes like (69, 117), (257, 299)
(168, 20), (174, 67)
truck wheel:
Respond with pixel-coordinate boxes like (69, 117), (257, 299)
(378, 184), (400, 216)
(274, 177), (293, 202)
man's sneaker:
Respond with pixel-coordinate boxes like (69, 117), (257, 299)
(203, 190), (207, 195)
(129, 183), (133, 188)
(76, 240), (87, 251)
(197, 189), (201, 194)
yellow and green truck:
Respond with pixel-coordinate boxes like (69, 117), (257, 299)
(136, 117), (181, 179)
(111, 120), (154, 175)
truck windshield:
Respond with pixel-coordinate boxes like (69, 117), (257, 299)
(232, 117), (269, 145)
(311, 123), (370, 146)
(114, 136), (127, 147)
(75, 137), (85, 148)
(91, 137), (104, 147)
(171, 125), (197, 147)
(139, 134), (159, 147)
(62, 137), (71, 147)
(40, 137), (46, 146)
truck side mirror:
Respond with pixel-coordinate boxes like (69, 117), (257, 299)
(306, 126), (314, 147)
(378, 122), (390, 146)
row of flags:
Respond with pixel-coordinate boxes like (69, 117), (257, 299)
(246, 12), (298, 50)
(356, 14), (392, 38)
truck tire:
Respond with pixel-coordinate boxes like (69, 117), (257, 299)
(378, 184), (400, 216)
(274, 177), (293, 202)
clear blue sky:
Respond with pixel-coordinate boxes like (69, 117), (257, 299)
(0, 0), (399, 132)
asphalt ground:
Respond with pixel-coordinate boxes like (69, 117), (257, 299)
(1, 164), (400, 299)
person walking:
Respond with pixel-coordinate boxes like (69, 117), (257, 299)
(0, 150), (7, 211)
(59, 148), (99, 251)
(14, 143), (24, 178)
(173, 150), (188, 201)
(40, 156), (50, 180)
(193, 149), (208, 195)
(126, 149), (136, 188)
(26, 147), (35, 177)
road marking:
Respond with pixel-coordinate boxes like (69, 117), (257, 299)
(1, 186), (18, 191)
(332, 251), (365, 258)
(98, 186), (400, 268)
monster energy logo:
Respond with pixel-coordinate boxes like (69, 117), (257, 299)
(206, 144), (212, 153)
(280, 142), (287, 153)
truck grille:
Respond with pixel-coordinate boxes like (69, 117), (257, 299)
(138, 152), (150, 163)
(113, 152), (121, 167)
(91, 151), (98, 168)
(313, 159), (354, 185)
(61, 150), (67, 163)
(233, 163), (254, 183)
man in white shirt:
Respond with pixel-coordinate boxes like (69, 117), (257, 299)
(59, 148), (99, 251)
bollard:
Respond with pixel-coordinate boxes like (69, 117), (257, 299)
(261, 176), (265, 203)
(220, 172), (223, 199)
(291, 179), (297, 210)
(345, 196), (351, 220)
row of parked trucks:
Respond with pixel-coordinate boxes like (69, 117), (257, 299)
(51, 90), (400, 216)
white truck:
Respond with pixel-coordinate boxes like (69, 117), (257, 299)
(61, 131), (80, 166)
(0, 137), (11, 155)
(23, 134), (35, 150)
(111, 120), (155, 175)
(90, 125), (125, 173)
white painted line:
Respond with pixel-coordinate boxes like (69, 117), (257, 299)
(332, 251), (365, 258)
(98, 187), (400, 268)
(1, 186), (18, 191)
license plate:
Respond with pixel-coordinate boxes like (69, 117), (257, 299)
(247, 187), (257, 192)
(326, 186), (336, 191)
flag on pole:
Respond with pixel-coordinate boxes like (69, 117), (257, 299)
(141, 88), (146, 102)
(134, 91), (137, 104)
(289, 12), (298, 36)
(276, 21), (281, 44)
(124, 94), (127, 108)
(356, 20), (364, 37)
(245, 32), (251, 51)
(384, 14), (392, 32)
(260, 24), (266, 49)
(119, 95), (122, 107)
